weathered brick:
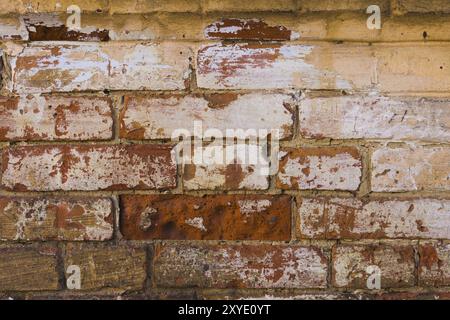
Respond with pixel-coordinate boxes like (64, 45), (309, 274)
(298, 197), (450, 239)
(372, 146), (450, 192)
(0, 95), (112, 141)
(22, 13), (109, 41)
(0, 245), (59, 291)
(419, 242), (450, 287)
(0, 16), (28, 40)
(205, 18), (300, 40)
(120, 93), (295, 140)
(1, 145), (176, 191)
(0, 197), (113, 241)
(0, 0), (109, 13)
(376, 44), (450, 93)
(276, 147), (362, 191)
(120, 194), (291, 240)
(9, 43), (192, 93)
(300, 96), (450, 142)
(332, 244), (415, 289)
(196, 43), (376, 90)
(298, 0), (390, 12)
(183, 143), (270, 190)
(63, 243), (146, 291)
(154, 244), (328, 288)
(392, 0), (450, 14)
(202, 0), (296, 12)
(110, 0), (201, 13)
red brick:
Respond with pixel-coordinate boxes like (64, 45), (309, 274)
(120, 194), (291, 240)
(419, 242), (450, 287)
(0, 95), (112, 141)
(204, 18), (299, 40)
(276, 147), (362, 191)
(0, 197), (113, 241)
(298, 197), (450, 240)
(1, 145), (176, 191)
(332, 244), (415, 289)
(0, 245), (59, 291)
(154, 244), (328, 288)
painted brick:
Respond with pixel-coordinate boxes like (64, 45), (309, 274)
(276, 147), (362, 191)
(22, 13), (109, 41)
(419, 242), (450, 286)
(205, 18), (299, 40)
(1, 145), (176, 191)
(0, 95), (112, 141)
(298, 197), (450, 239)
(154, 244), (328, 288)
(0, 245), (58, 291)
(332, 244), (415, 289)
(372, 146), (450, 192)
(120, 194), (291, 240)
(300, 96), (450, 142)
(183, 143), (270, 190)
(0, 197), (113, 241)
(63, 243), (146, 291)
(9, 43), (192, 93)
(196, 43), (376, 90)
(0, 16), (28, 40)
(120, 93), (295, 140)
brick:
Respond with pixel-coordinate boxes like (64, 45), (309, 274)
(202, 0), (297, 12)
(0, 245), (59, 291)
(196, 43), (375, 90)
(120, 93), (295, 140)
(183, 143), (270, 190)
(419, 242), (450, 286)
(63, 243), (146, 291)
(300, 96), (450, 142)
(0, 197), (113, 241)
(371, 146), (450, 192)
(120, 194), (291, 240)
(0, 16), (28, 40)
(205, 18), (299, 40)
(22, 13), (109, 41)
(1, 145), (176, 191)
(376, 44), (450, 93)
(298, 0), (390, 12)
(0, 0), (109, 13)
(276, 147), (362, 191)
(0, 95), (113, 141)
(110, 0), (201, 13)
(154, 244), (328, 288)
(298, 197), (450, 239)
(9, 43), (192, 93)
(332, 244), (415, 289)
(392, 0), (450, 14)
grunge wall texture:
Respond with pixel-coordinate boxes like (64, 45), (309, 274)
(0, 0), (449, 300)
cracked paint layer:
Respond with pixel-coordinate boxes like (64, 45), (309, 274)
(154, 244), (328, 288)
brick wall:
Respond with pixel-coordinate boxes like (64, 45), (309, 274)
(0, 0), (449, 300)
